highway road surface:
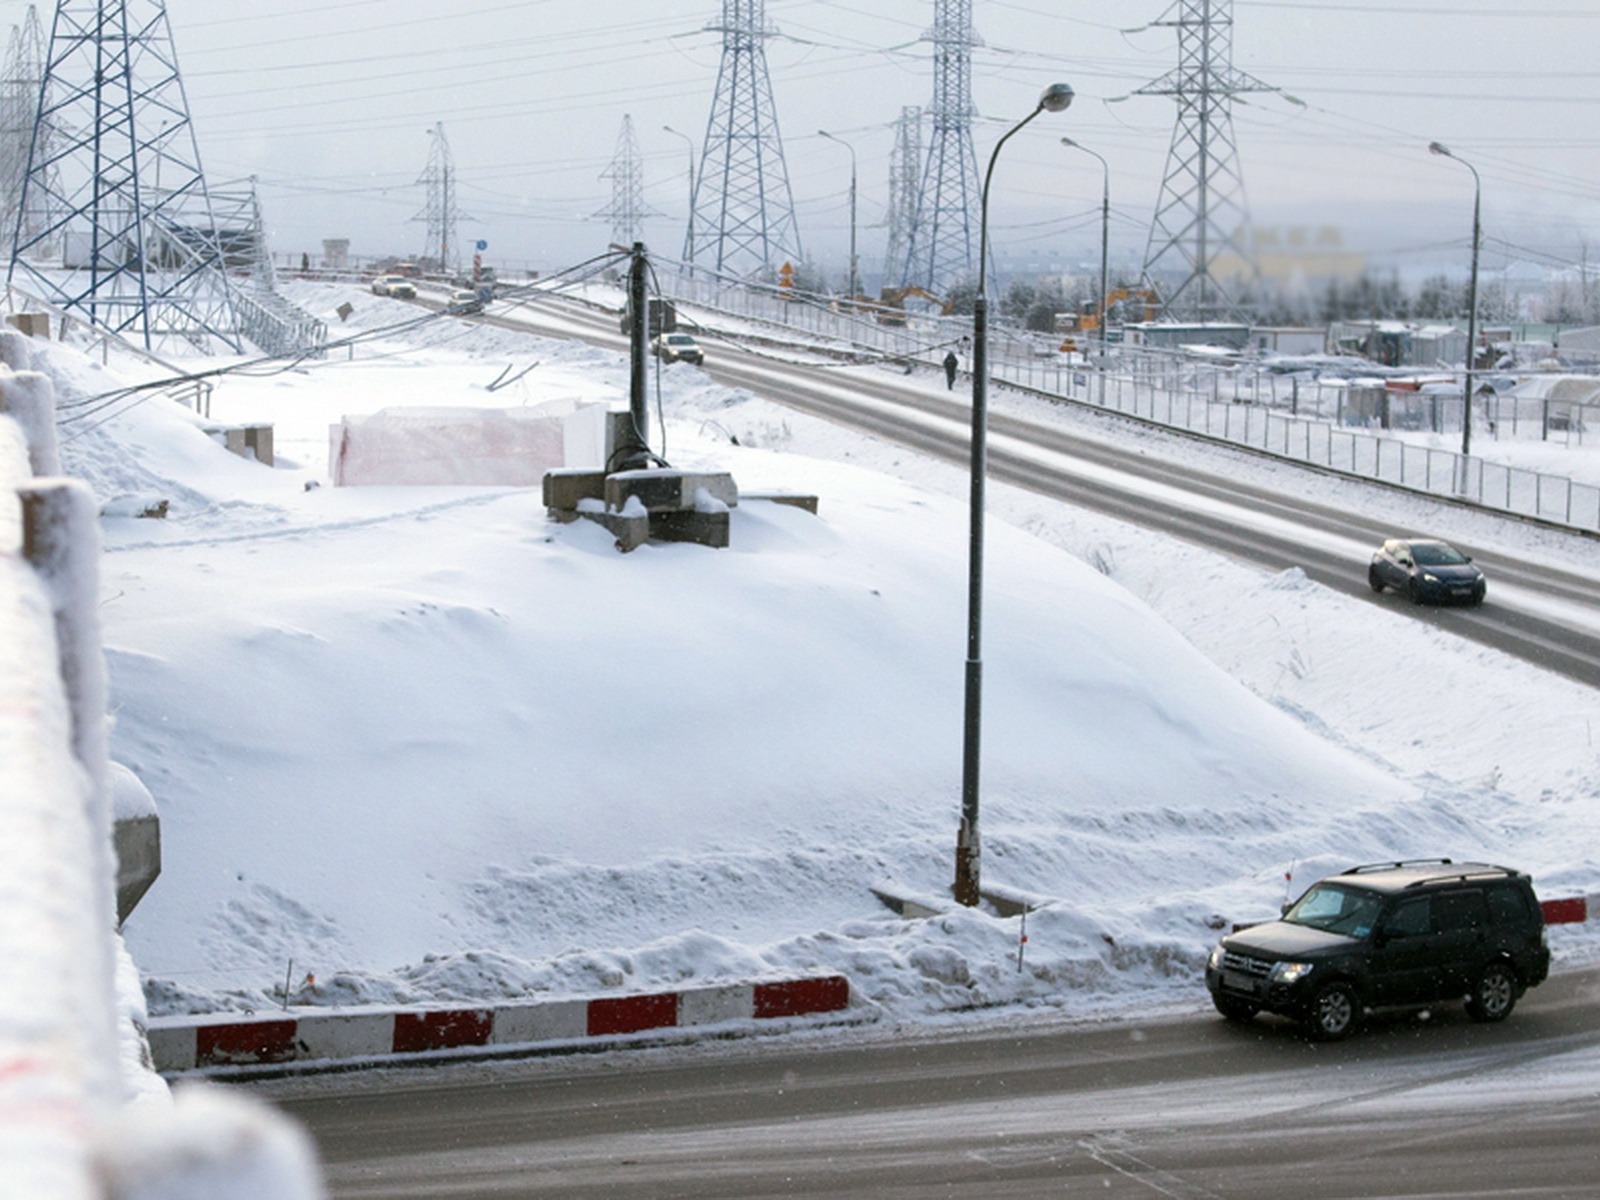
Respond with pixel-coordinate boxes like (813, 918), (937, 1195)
(269, 964), (1600, 1198)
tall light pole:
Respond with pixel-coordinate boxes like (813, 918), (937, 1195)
(1061, 138), (1110, 366)
(955, 81), (1075, 909)
(818, 130), (859, 299)
(663, 125), (696, 275)
(1429, 141), (1482, 463)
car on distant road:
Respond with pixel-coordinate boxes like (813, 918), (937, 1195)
(447, 288), (485, 314)
(651, 332), (705, 365)
(371, 275), (417, 300)
(1205, 859), (1549, 1041)
(1369, 537), (1486, 605)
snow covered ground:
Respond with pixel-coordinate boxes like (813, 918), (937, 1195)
(51, 280), (1600, 1030)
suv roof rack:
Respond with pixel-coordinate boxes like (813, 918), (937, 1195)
(1341, 858), (1454, 875)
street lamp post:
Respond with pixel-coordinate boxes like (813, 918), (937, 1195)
(818, 130), (859, 300)
(663, 125), (697, 277)
(1061, 137), (1109, 398)
(955, 81), (1075, 909)
(1428, 141), (1482, 466)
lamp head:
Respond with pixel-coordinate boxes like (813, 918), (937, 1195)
(1429, 141), (1451, 158)
(1038, 82), (1075, 113)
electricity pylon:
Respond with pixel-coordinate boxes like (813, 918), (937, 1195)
(596, 114), (655, 251)
(689, 0), (802, 280)
(1, 5), (58, 257)
(1137, 0), (1275, 321)
(7, 0), (243, 351)
(900, 0), (982, 295)
(881, 105), (922, 294)
(415, 122), (466, 275)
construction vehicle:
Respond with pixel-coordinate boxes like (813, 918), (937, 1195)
(1058, 287), (1160, 349)
(870, 285), (954, 326)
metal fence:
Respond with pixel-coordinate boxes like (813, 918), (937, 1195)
(659, 274), (1600, 533)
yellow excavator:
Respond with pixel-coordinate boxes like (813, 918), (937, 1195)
(1059, 287), (1160, 350)
(867, 285), (955, 326)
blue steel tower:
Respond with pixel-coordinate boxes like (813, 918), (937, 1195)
(1138, 0), (1274, 320)
(900, 0), (982, 296)
(7, 0), (243, 351)
(689, 0), (802, 280)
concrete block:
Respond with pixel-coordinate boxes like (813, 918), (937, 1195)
(5, 312), (49, 339)
(295, 1011), (398, 1061)
(146, 1023), (197, 1072)
(678, 983), (754, 1027)
(604, 469), (738, 514)
(490, 999), (588, 1045)
(542, 469), (606, 511)
(650, 508), (729, 548)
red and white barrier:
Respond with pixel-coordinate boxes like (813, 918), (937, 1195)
(147, 975), (852, 1072)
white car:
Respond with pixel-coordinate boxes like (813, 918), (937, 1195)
(371, 275), (417, 300)
(447, 289), (484, 314)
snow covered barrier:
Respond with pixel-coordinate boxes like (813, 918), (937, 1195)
(329, 405), (565, 486)
(0, 369), (61, 476)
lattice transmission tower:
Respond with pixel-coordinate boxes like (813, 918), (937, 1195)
(415, 122), (467, 275)
(1, 5), (58, 257)
(7, 0), (245, 351)
(1137, 0), (1275, 321)
(880, 105), (922, 294)
(689, 0), (802, 280)
(596, 114), (655, 250)
(900, 0), (982, 295)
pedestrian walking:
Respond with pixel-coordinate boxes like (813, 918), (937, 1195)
(943, 350), (959, 389)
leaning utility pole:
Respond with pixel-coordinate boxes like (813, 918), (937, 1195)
(901, 0), (983, 295)
(1137, 0), (1274, 321)
(690, 0), (802, 280)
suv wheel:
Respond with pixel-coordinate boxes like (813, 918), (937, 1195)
(1368, 565), (1386, 593)
(1305, 980), (1359, 1041)
(1213, 994), (1259, 1024)
(1466, 961), (1518, 1023)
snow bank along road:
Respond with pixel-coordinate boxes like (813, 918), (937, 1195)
(494, 295), (1600, 688)
(268, 963), (1600, 1199)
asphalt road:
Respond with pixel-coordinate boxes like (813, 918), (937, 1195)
(268, 964), (1600, 1198)
(488, 294), (1600, 687)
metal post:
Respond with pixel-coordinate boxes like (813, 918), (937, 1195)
(623, 242), (651, 469)
(955, 83), (1074, 908)
(1429, 141), (1482, 469)
(819, 131), (860, 300)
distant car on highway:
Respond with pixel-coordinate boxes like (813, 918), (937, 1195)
(651, 332), (704, 365)
(447, 289), (484, 314)
(371, 275), (417, 300)
(1369, 537), (1486, 606)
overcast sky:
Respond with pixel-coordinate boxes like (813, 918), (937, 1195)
(5, 0), (1598, 285)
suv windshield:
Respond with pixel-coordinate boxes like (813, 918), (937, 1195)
(1283, 882), (1383, 936)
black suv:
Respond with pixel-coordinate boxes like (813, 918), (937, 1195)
(1205, 860), (1550, 1040)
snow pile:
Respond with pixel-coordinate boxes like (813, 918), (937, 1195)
(51, 282), (1597, 1032)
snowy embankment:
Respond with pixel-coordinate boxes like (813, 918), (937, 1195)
(59, 281), (1600, 1029)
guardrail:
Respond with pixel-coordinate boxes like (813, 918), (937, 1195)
(0, 325), (320, 1196)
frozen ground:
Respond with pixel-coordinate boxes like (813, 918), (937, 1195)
(52, 280), (1600, 1028)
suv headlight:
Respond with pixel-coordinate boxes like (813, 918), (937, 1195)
(1422, 572), (1440, 584)
(1208, 944), (1226, 971)
(1270, 961), (1314, 984)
